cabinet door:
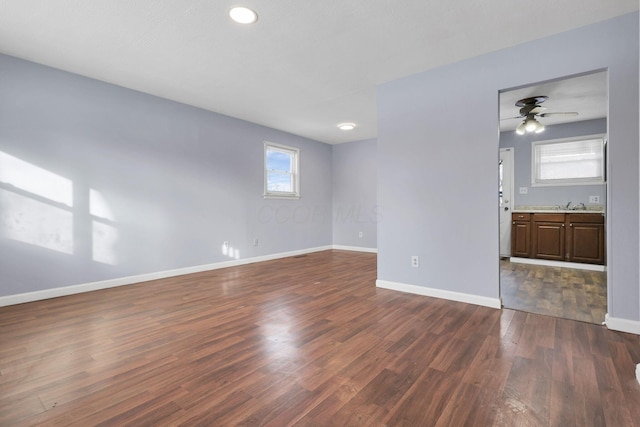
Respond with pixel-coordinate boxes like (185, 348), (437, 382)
(532, 221), (565, 261)
(511, 221), (531, 257)
(568, 222), (605, 264)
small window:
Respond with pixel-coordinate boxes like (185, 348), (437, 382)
(532, 136), (605, 186)
(264, 142), (299, 198)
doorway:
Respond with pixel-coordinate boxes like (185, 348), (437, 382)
(498, 71), (608, 325)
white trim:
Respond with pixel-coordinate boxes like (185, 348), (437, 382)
(332, 245), (377, 253)
(604, 314), (640, 335)
(530, 181), (606, 188)
(262, 194), (301, 200)
(509, 257), (605, 272)
(0, 245), (332, 307)
(376, 279), (501, 309)
(499, 147), (515, 257)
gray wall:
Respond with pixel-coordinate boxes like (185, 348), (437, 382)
(332, 138), (377, 249)
(500, 118), (607, 207)
(0, 54), (332, 297)
(377, 13), (639, 321)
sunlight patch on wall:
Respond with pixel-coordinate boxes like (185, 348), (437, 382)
(90, 189), (118, 265)
(92, 220), (118, 265)
(0, 152), (72, 206)
(0, 188), (73, 253)
(89, 189), (115, 221)
(221, 242), (240, 260)
(0, 152), (73, 254)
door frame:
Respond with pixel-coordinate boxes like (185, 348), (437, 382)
(499, 148), (515, 257)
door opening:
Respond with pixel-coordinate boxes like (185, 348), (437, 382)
(497, 71), (608, 325)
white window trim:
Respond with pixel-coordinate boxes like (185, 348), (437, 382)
(531, 134), (606, 187)
(264, 141), (300, 199)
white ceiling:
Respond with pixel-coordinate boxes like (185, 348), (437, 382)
(0, 1), (636, 144)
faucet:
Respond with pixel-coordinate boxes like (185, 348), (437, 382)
(565, 201), (572, 209)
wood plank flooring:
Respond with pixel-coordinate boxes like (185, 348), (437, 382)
(1, 250), (639, 426)
(500, 259), (607, 324)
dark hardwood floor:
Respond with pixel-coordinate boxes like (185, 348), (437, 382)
(500, 259), (607, 325)
(1, 250), (639, 426)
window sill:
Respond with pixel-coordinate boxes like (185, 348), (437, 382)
(531, 181), (605, 188)
(264, 194), (301, 200)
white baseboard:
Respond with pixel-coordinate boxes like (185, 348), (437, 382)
(604, 314), (640, 335)
(376, 279), (501, 309)
(509, 257), (605, 272)
(0, 245), (333, 307)
(332, 245), (377, 253)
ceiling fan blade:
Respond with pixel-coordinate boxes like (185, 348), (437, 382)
(500, 116), (522, 121)
(529, 106), (547, 114)
(539, 112), (578, 117)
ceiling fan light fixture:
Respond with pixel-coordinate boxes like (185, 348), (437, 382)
(524, 118), (538, 133)
(511, 95), (580, 136)
(229, 6), (258, 24)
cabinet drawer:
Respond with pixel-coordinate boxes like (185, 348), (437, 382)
(512, 213), (531, 221)
(567, 213), (604, 224)
(532, 213), (565, 223)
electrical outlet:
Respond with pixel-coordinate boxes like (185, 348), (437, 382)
(253, 238), (259, 246)
(519, 187), (528, 194)
(589, 195), (600, 204)
(411, 256), (419, 268)
(358, 231), (363, 238)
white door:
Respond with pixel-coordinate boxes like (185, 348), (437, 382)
(499, 148), (514, 257)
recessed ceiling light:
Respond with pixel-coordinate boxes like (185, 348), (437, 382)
(337, 122), (356, 131)
(229, 6), (258, 24)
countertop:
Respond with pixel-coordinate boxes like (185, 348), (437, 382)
(512, 205), (605, 214)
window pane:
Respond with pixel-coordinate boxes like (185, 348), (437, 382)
(267, 171), (293, 192)
(534, 138), (604, 183)
(264, 142), (299, 197)
(266, 150), (292, 172)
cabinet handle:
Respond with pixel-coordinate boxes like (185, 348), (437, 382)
(570, 223), (573, 227)
(562, 223), (565, 227)
(512, 221), (515, 225)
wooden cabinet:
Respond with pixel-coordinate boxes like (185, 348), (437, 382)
(566, 213), (605, 264)
(532, 213), (565, 261)
(511, 213), (531, 258)
(511, 212), (605, 265)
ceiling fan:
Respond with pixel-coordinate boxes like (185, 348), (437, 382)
(504, 96), (578, 135)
